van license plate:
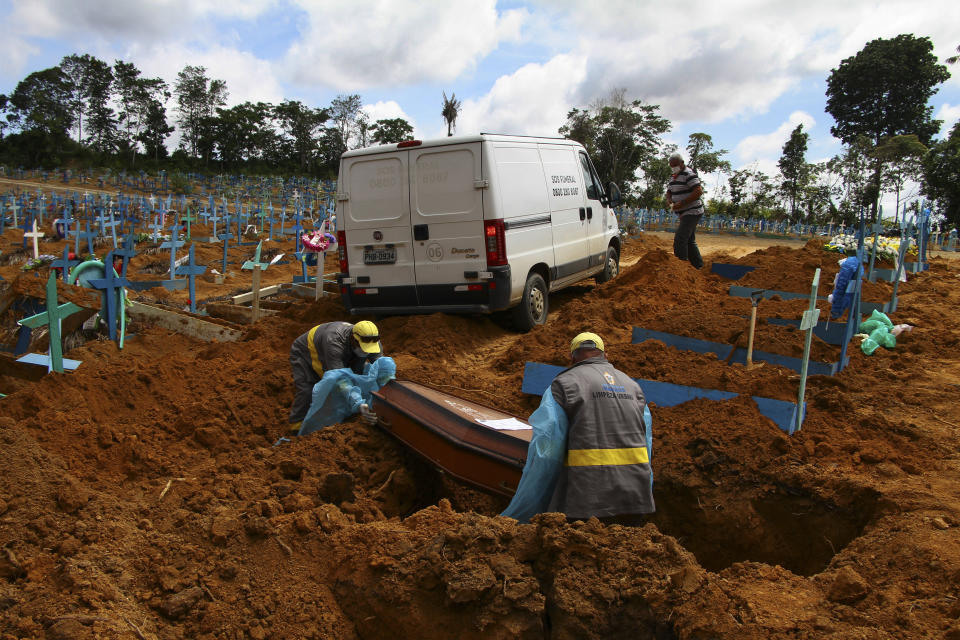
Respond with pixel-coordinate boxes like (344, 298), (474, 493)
(363, 247), (397, 265)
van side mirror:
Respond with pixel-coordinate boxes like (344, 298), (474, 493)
(606, 182), (621, 207)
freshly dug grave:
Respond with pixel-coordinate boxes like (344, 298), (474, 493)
(0, 230), (959, 639)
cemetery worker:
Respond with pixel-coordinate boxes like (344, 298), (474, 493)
(287, 320), (383, 433)
(548, 332), (655, 524)
(664, 152), (705, 269)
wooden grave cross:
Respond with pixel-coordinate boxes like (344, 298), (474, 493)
(218, 231), (234, 275)
(24, 218), (44, 258)
(113, 235), (137, 278)
(175, 244), (207, 313)
(182, 206), (197, 241)
(75, 222), (98, 257)
(794, 268), (821, 434)
(241, 241), (271, 322)
(51, 245), (81, 281)
(265, 203), (276, 241)
(160, 224), (185, 280)
(87, 250), (131, 344)
(17, 272), (84, 373)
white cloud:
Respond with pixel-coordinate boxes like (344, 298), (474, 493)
(362, 100), (420, 135)
(452, 54), (587, 138)
(8, 0), (275, 39)
(283, 0), (526, 90)
(127, 42), (284, 106)
(0, 35), (39, 79)
(735, 111), (816, 163)
(937, 103), (960, 135)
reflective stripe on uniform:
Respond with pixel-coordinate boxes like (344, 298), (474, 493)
(307, 325), (324, 376)
(566, 446), (649, 467)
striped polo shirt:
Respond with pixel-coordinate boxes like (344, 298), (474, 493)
(667, 166), (704, 217)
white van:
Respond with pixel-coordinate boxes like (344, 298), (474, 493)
(334, 134), (622, 330)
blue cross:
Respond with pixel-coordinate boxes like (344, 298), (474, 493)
(86, 251), (131, 343)
(50, 245), (81, 281)
(21, 212), (33, 248)
(175, 244), (207, 313)
(218, 232), (234, 274)
(75, 222), (98, 257)
(113, 235), (137, 278)
(160, 224), (185, 279)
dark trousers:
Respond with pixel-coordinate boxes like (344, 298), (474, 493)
(289, 345), (321, 424)
(673, 214), (703, 269)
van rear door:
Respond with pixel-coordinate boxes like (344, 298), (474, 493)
(408, 143), (486, 306)
(341, 151), (415, 306)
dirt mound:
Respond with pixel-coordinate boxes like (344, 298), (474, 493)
(2, 222), (960, 639)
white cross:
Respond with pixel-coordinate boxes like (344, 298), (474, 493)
(10, 203), (20, 226)
(24, 219), (44, 259)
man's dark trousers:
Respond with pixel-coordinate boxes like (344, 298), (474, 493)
(674, 214), (704, 269)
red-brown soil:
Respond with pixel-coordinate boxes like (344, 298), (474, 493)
(2, 211), (960, 639)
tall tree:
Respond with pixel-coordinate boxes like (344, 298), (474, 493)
(560, 88), (671, 197)
(637, 152), (675, 209)
(81, 57), (116, 153)
(137, 98), (174, 162)
(778, 123), (810, 221)
(327, 94), (362, 159)
(115, 61), (169, 165)
(923, 121), (960, 227)
(825, 34), (950, 220)
(59, 54), (101, 142)
(174, 65), (228, 159)
(0, 94), (10, 141)
(872, 134), (927, 223)
(370, 117), (414, 145)
(212, 102), (277, 169)
(8, 67), (73, 137)
(441, 91), (461, 137)
(274, 100), (328, 172)
(686, 132), (728, 174)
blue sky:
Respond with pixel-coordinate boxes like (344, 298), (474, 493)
(2, 0), (959, 195)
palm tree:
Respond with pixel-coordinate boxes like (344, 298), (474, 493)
(947, 44), (959, 64)
(441, 91), (461, 137)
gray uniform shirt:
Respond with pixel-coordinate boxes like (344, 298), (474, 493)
(292, 321), (379, 376)
(547, 356), (655, 519)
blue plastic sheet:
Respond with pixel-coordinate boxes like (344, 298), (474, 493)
(830, 256), (863, 319)
(501, 390), (569, 523)
(298, 357), (397, 436)
(501, 393), (654, 523)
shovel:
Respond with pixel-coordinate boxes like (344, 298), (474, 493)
(745, 289), (765, 370)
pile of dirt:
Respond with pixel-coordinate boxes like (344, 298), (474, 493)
(2, 220), (960, 639)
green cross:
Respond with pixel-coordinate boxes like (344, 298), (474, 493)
(18, 272), (84, 373)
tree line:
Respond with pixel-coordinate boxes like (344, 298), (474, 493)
(0, 54), (415, 177)
(0, 35), (958, 225)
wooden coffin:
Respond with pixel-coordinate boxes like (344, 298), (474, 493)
(371, 381), (532, 497)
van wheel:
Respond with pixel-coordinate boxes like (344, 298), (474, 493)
(513, 273), (548, 332)
(596, 246), (619, 284)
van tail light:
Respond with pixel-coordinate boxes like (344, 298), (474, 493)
(484, 220), (507, 267)
(337, 230), (348, 273)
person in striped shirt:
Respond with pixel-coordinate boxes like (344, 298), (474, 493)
(665, 152), (704, 269)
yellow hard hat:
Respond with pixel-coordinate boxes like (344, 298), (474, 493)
(570, 332), (604, 353)
(352, 320), (381, 355)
